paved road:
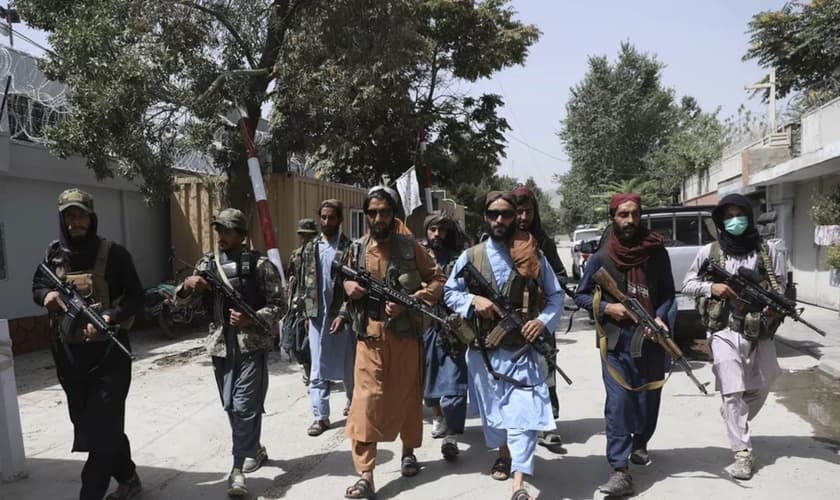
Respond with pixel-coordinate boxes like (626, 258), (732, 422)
(5, 306), (840, 499)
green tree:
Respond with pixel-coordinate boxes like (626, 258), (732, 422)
(745, 0), (840, 103)
(18, 0), (538, 209)
(555, 43), (724, 232)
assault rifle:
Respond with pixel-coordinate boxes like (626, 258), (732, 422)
(194, 265), (273, 334)
(455, 261), (573, 386)
(593, 267), (708, 395)
(37, 262), (134, 359)
(332, 262), (457, 334)
(699, 261), (828, 337)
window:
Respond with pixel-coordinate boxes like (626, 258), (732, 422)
(674, 215), (700, 246)
(648, 216), (674, 242)
(0, 223), (6, 280)
(349, 209), (366, 239)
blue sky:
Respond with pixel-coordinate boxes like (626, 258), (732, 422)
(7, 1), (788, 193)
(469, 0), (789, 192)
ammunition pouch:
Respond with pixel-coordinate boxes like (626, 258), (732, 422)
(695, 295), (729, 333)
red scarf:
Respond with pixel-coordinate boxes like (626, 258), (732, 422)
(606, 228), (663, 314)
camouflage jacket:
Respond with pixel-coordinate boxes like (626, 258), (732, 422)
(175, 251), (286, 357)
(296, 233), (353, 319)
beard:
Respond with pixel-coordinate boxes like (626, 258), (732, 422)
(321, 224), (339, 237)
(428, 237), (443, 250)
(488, 221), (516, 242)
(613, 220), (640, 244)
(371, 221), (394, 241)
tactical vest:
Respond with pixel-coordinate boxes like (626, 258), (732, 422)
(696, 241), (781, 340)
(593, 245), (661, 350)
(50, 238), (134, 343)
(205, 249), (265, 327)
(350, 234), (423, 339)
(466, 241), (544, 349)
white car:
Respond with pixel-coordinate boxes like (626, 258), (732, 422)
(571, 227), (604, 279)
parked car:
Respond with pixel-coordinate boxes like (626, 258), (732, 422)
(571, 227), (605, 279)
(641, 205), (718, 342)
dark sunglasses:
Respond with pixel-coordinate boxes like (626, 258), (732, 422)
(366, 208), (393, 218)
(485, 209), (516, 220)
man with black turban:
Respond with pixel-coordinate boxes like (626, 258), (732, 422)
(682, 193), (785, 481)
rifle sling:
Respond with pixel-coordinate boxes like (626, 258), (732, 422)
(593, 285), (670, 392)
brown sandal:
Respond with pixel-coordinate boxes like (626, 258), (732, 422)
(307, 419), (330, 436)
(344, 477), (375, 499)
(491, 456), (511, 481)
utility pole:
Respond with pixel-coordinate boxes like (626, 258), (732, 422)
(0, 6), (19, 47)
(746, 68), (777, 132)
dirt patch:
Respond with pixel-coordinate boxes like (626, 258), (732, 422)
(153, 346), (206, 367)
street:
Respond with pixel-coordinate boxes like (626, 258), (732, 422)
(4, 294), (840, 499)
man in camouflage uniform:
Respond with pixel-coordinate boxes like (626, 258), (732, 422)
(175, 208), (286, 497)
(297, 200), (355, 436)
(32, 188), (144, 500)
(282, 218), (318, 383)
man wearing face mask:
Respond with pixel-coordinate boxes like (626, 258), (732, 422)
(175, 208), (286, 497)
(574, 193), (675, 498)
(682, 194), (784, 481)
(32, 188), (144, 500)
(445, 191), (563, 500)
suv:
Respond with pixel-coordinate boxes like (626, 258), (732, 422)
(571, 227), (605, 279)
(641, 205), (717, 341)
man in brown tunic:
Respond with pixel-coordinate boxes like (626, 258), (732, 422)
(342, 186), (446, 499)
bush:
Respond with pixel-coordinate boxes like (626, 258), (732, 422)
(827, 244), (840, 271)
(810, 187), (840, 225)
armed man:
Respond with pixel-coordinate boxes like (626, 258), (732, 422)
(574, 193), (675, 498)
(32, 188), (144, 500)
(421, 213), (468, 461)
(444, 191), (563, 500)
(281, 218), (318, 383)
(297, 200), (355, 436)
(513, 186), (567, 452)
(682, 194), (785, 481)
(174, 208), (285, 497)
(341, 186), (446, 499)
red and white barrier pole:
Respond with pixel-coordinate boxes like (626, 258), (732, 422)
(237, 111), (286, 287)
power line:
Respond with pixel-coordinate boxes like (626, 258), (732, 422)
(505, 133), (568, 162)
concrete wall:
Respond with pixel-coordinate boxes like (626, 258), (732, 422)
(789, 176), (840, 308)
(0, 138), (169, 322)
(801, 97), (840, 155)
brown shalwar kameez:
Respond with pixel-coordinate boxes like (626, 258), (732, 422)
(346, 237), (445, 473)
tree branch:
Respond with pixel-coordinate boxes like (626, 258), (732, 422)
(171, 0), (258, 69)
(196, 68), (272, 104)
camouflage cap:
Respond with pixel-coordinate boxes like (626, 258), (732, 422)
(296, 218), (317, 234)
(58, 188), (95, 213)
(211, 208), (248, 233)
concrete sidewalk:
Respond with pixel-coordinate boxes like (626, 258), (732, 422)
(773, 302), (840, 378)
(2, 316), (839, 499)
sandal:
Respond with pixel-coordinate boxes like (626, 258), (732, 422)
(511, 488), (530, 500)
(400, 453), (420, 477)
(105, 472), (142, 499)
(491, 456), (512, 481)
(538, 430), (567, 454)
(344, 477), (376, 499)
(441, 440), (459, 462)
(307, 419), (330, 436)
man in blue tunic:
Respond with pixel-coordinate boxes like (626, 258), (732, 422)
(421, 214), (468, 461)
(297, 199), (356, 436)
(574, 193), (675, 497)
(445, 191), (563, 500)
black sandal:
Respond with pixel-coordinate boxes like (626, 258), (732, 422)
(511, 488), (530, 500)
(344, 478), (375, 499)
(400, 454), (420, 477)
(491, 456), (512, 481)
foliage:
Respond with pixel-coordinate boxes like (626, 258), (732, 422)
(555, 43), (725, 232)
(744, 0), (840, 102)
(810, 187), (840, 225)
(16, 0), (539, 208)
(827, 244), (840, 270)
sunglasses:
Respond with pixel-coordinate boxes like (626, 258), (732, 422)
(485, 209), (516, 220)
(366, 208), (393, 218)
